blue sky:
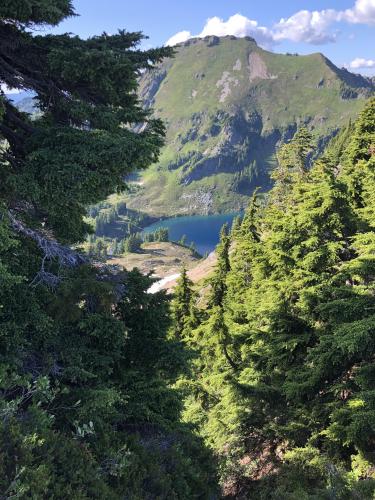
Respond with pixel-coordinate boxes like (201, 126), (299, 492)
(50, 0), (374, 75)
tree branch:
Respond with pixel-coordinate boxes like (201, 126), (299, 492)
(8, 211), (87, 268)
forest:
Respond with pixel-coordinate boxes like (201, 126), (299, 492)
(0, 1), (375, 499)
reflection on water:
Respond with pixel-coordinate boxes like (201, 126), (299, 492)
(143, 213), (241, 256)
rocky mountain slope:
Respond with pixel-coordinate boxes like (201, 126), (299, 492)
(125, 35), (373, 216)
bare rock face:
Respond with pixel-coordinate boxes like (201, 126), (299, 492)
(139, 69), (167, 109)
(216, 71), (239, 102)
(248, 52), (278, 82)
(181, 188), (214, 213)
(205, 35), (220, 47)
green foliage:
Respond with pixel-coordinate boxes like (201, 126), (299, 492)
(123, 233), (143, 253)
(0, 0), (75, 26)
(2, 2), (375, 497)
(0, 2), (217, 498)
(174, 102), (375, 498)
(143, 228), (169, 243)
(208, 224), (230, 308)
(0, 1), (172, 242)
(170, 267), (197, 340)
(125, 36), (371, 217)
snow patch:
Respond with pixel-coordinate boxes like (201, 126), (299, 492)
(148, 273), (180, 294)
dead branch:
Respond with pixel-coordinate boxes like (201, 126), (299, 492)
(8, 211), (87, 288)
(7, 212), (127, 299)
(8, 211), (87, 268)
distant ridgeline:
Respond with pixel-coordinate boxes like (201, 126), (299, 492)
(124, 35), (374, 217)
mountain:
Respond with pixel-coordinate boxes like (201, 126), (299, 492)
(125, 35), (373, 217)
(8, 91), (40, 116)
(15, 96), (39, 115)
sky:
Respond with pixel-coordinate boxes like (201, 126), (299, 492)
(45, 0), (375, 76)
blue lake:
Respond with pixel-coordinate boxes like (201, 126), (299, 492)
(143, 213), (241, 256)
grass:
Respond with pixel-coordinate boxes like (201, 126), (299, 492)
(127, 36), (371, 217)
(109, 241), (200, 278)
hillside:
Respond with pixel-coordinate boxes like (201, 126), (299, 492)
(3, 2), (375, 498)
(109, 241), (200, 279)
(125, 35), (373, 216)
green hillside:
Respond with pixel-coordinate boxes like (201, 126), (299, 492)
(126, 35), (373, 216)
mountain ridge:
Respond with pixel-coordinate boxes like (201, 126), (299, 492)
(124, 35), (373, 217)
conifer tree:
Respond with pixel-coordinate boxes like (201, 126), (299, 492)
(272, 127), (313, 204)
(170, 266), (196, 339)
(283, 99), (375, 493)
(0, 2), (218, 497)
(180, 106), (375, 498)
(177, 224), (243, 456)
(208, 223), (231, 308)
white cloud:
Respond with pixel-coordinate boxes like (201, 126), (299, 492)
(273, 0), (375, 44)
(165, 30), (191, 47)
(164, 1), (375, 47)
(348, 57), (375, 68)
(198, 14), (274, 49)
(165, 14), (274, 49)
(273, 9), (340, 44)
(165, 15), (274, 49)
(342, 0), (375, 24)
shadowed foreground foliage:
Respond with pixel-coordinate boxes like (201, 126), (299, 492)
(0, 2), (217, 498)
(2, 1), (375, 499)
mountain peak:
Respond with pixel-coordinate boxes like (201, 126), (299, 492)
(174, 34), (258, 48)
(133, 38), (373, 217)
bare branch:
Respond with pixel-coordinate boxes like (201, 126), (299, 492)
(7, 212), (127, 299)
(8, 211), (87, 268)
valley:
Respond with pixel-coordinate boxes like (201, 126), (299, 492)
(87, 36), (374, 285)
(3, 2), (375, 496)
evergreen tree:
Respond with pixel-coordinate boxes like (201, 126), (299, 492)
(0, 2), (218, 497)
(177, 223), (243, 457)
(208, 223), (230, 308)
(170, 267), (196, 339)
(155, 227), (169, 242)
(272, 126), (313, 204)
(179, 100), (375, 498)
(123, 233), (142, 253)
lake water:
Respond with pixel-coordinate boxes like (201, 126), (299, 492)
(143, 213), (241, 256)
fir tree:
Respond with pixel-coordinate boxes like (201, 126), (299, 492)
(0, 2), (218, 497)
(180, 99), (375, 498)
(170, 267), (196, 339)
(208, 223), (231, 308)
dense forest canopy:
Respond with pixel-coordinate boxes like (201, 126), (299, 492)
(0, 1), (217, 498)
(1, 1), (375, 499)
(170, 98), (375, 498)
